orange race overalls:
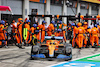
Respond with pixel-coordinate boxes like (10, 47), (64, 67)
(91, 27), (99, 46)
(11, 21), (20, 44)
(28, 27), (35, 44)
(25, 22), (30, 43)
(62, 26), (67, 42)
(40, 24), (45, 42)
(0, 24), (5, 45)
(32, 23), (41, 41)
(47, 23), (54, 36)
(83, 22), (88, 47)
(75, 23), (82, 47)
(17, 18), (23, 43)
(72, 26), (78, 47)
(34, 26), (40, 41)
(62, 30), (66, 41)
(77, 27), (85, 48)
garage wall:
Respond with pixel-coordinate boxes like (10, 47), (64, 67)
(1, 0), (22, 14)
(67, 7), (76, 15)
(80, 9), (88, 15)
(29, 2), (44, 15)
(50, 5), (62, 15)
(92, 10), (98, 15)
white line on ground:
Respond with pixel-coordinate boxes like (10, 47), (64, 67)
(47, 52), (100, 67)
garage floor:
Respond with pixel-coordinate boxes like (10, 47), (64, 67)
(0, 46), (99, 67)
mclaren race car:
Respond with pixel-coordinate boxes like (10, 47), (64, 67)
(30, 36), (72, 60)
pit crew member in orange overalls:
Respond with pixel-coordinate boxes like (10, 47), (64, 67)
(77, 22), (85, 48)
(74, 23), (80, 47)
(17, 18), (23, 44)
(47, 21), (55, 36)
(91, 24), (99, 47)
(83, 22), (88, 47)
(33, 24), (40, 41)
(28, 24), (35, 45)
(40, 21), (46, 42)
(0, 20), (5, 47)
(25, 20), (30, 43)
(11, 20), (20, 45)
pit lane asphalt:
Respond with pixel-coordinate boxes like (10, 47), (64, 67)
(0, 46), (100, 67)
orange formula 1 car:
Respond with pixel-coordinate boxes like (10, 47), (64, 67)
(31, 36), (72, 61)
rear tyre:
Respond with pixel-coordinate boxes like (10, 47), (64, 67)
(65, 49), (72, 61)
